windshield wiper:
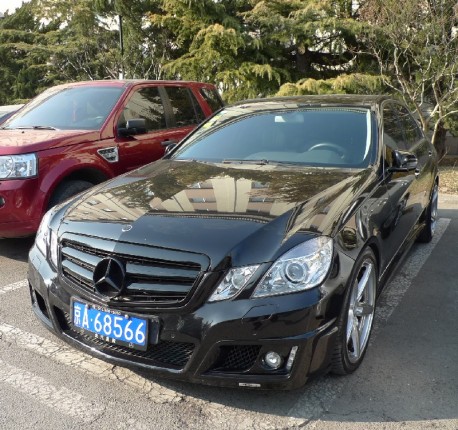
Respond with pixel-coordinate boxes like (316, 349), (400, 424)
(222, 159), (270, 165)
(15, 125), (59, 130)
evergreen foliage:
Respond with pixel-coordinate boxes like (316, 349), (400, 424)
(0, 0), (456, 149)
(0, 0), (52, 104)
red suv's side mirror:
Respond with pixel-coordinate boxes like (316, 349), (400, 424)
(118, 118), (147, 136)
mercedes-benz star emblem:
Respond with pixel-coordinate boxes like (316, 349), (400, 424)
(93, 258), (126, 298)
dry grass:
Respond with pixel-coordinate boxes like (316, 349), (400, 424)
(439, 157), (458, 195)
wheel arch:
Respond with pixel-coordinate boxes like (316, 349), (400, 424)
(59, 167), (109, 185)
(346, 237), (381, 292)
(331, 243), (378, 375)
(361, 239), (383, 295)
(366, 240), (381, 277)
(42, 166), (111, 213)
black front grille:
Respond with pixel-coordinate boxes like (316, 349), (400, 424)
(60, 310), (194, 369)
(60, 234), (209, 308)
(212, 345), (261, 372)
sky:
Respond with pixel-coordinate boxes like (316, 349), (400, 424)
(1, 0), (30, 14)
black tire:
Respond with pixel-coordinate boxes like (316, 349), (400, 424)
(417, 182), (439, 243)
(331, 248), (378, 375)
(48, 180), (93, 209)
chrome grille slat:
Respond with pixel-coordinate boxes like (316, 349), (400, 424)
(63, 234), (204, 267)
(61, 260), (94, 286)
(117, 296), (184, 304)
(60, 235), (207, 308)
(61, 246), (101, 269)
(125, 262), (198, 283)
(126, 282), (192, 294)
(65, 272), (93, 290)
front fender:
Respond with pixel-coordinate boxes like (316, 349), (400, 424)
(37, 146), (115, 213)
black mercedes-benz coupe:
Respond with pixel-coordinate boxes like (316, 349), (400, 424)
(28, 95), (439, 390)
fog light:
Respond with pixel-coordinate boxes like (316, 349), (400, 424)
(286, 346), (298, 371)
(0, 197), (5, 208)
(30, 288), (37, 305)
(264, 351), (283, 370)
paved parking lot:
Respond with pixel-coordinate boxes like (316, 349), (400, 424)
(0, 197), (457, 430)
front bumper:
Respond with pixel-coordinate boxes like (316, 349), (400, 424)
(0, 178), (43, 238)
(28, 245), (344, 390)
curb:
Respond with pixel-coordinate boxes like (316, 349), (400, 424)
(439, 193), (458, 209)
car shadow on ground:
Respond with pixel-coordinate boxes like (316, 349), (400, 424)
(134, 368), (314, 422)
(0, 237), (35, 262)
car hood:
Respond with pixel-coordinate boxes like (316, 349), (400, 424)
(0, 129), (100, 154)
(60, 160), (374, 269)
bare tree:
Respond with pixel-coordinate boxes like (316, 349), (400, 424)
(361, 0), (458, 157)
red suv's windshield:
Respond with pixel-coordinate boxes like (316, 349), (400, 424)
(2, 86), (124, 131)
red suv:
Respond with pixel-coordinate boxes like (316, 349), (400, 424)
(0, 80), (223, 238)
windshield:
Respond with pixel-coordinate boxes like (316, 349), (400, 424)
(173, 107), (375, 168)
(2, 86), (124, 131)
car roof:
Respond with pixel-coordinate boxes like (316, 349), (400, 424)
(44, 80), (215, 91)
(229, 94), (391, 112)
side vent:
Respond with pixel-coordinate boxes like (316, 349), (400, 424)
(97, 147), (119, 163)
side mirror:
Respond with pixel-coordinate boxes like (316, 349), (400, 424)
(118, 118), (147, 136)
(161, 139), (178, 156)
(389, 149), (418, 172)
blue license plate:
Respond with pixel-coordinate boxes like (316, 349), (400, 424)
(71, 300), (148, 351)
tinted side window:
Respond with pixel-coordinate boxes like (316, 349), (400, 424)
(383, 104), (406, 150)
(165, 87), (204, 126)
(118, 87), (166, 132)
(200, 88), (224, 112)
(396, 105), (423, 149)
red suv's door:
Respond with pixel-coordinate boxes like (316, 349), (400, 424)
(107, 84), (208, 173)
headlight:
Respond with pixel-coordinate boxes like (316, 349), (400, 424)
(35, 209), (54, 258)
(252, 237), (333, 298)
(0, 154), (37, 178)
(50, 230), (59, 267)
(208, 265), (260, 302)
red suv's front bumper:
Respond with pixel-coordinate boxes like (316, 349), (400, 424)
(0, 178), (43, 238)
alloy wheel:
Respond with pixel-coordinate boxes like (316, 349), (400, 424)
(346, 259), (376, 364)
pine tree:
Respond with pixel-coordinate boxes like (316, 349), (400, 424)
(0, 0), (52, 104)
